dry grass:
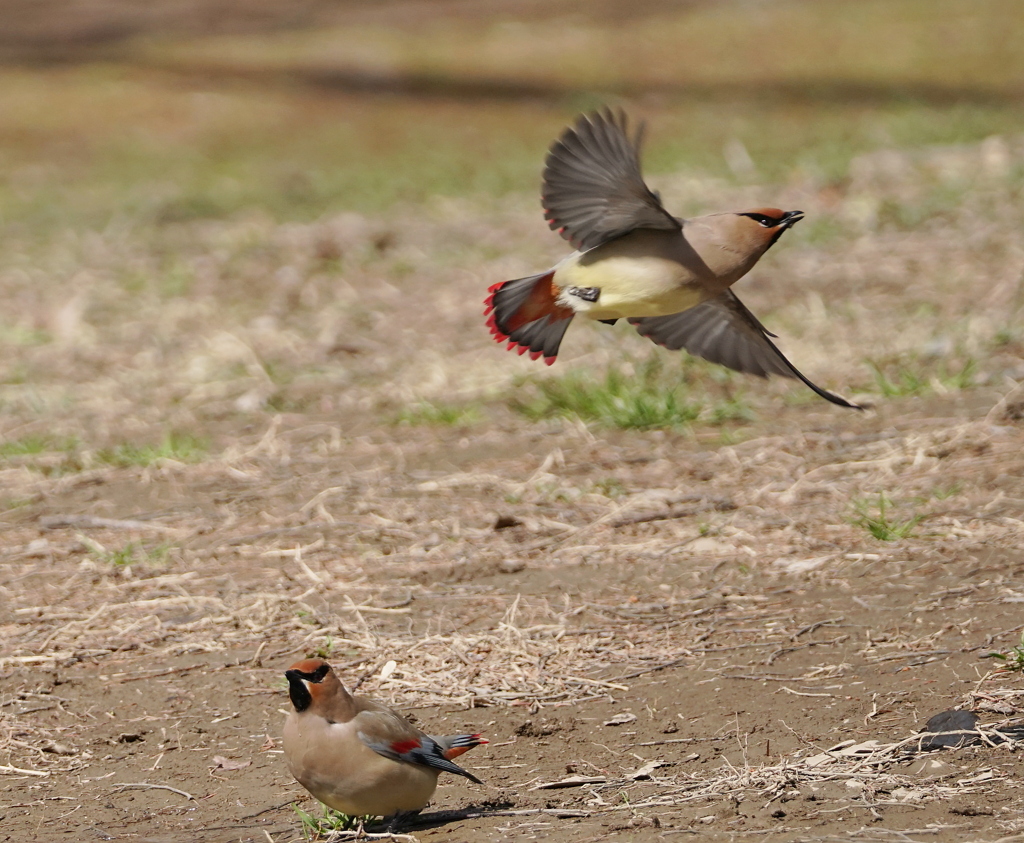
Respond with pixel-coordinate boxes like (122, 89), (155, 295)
(2, 3), (1024, 841)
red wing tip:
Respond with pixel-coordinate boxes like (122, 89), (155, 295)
(529, 350), (543, 361)
(516, 345), (528, 356)
(543, 355), (557, 366)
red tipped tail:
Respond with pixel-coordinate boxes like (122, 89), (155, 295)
(484, 271), (573, 365)
(440, 733), (488, 761)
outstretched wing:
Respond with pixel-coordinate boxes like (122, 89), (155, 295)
(629, 291), (862, 409)
(542, 107), (680, 252)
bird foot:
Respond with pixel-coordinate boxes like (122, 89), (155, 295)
(566, 286), (600, 302)
(382, 809), (422, 834)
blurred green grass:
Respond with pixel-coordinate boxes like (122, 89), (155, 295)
(2, 0), (1023, 234)
(0, 0), (1022, 443)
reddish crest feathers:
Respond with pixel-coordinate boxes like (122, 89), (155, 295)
(287, 658), (343, 707)
(288, 657), (329, 674)
(742, 206), (786, 220)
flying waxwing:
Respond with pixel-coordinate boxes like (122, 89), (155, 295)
(282, 659), (486, 821)
(484, 108), (860, 409)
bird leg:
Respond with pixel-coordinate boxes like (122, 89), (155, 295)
(566, 286), (601, 302)
(385, 809), (422, 833)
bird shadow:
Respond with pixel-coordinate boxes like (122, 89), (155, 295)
(369, 801), (518, 832)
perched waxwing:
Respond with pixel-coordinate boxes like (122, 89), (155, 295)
(283, 659), (486, 820)
(485, 108), (860, 409)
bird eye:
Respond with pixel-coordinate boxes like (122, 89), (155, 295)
(312, 664), (330, 682)
(742, 212), (777, 227)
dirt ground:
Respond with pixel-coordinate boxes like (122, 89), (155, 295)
(2, 376), (1024, 843)
(2, 25), (1024, 840)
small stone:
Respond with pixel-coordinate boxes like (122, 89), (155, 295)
(920, 710), (980, 749)
(907, 758), (957, 779)
(25, 539), (52, 557)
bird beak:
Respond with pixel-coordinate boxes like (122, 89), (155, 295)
(780, 210), (804, 227)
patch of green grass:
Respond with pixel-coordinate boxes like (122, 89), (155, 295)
(96, 432), (206, 467)
(926, 482), (963, 501)
(0, 324), (52, 348)
(867, 357), (977, 398)
(0, 434), (77, 458)
(511, 356), (755, 431)
(851, 492), (923, 541)
(311, 637), (334, 660)
(591, 477), (628, 498)
(876, 181), (971, 231)
(395, 400), (481, 426)
(511, 358), (702, 431)
(707, 395), (756, 425)
(85, 540), (173, 567)
(798, 214), (850, 247)
(294, 802), (373, 839)
(3, 1), (1024, 234)
(0, 434), (83, 475)
(1, 497), (36, 512)
(994, 327), (1020, 347)
(983, 630), (1024, 673)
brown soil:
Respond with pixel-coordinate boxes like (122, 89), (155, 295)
(2, 385), (1024, 842)
(1, 29), (1024, 837)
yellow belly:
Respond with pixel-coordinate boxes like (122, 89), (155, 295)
(552, 230), (709, 320)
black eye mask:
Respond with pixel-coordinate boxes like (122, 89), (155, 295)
(285, 664), (330, 711)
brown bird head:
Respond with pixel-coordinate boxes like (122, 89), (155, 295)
(285, 658), (355, 721)
(684, 207), (804, 286)
(735, 207), (804, 249)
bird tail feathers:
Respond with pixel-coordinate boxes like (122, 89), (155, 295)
(484, 271), (573, 364)
(436, 732), (489, 760)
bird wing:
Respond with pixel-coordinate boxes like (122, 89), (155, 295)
(354, 710), (483, 784)
(542, 107), (680, 252)
(629, 291), (862, 409)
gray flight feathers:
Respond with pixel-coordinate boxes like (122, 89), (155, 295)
(359, 733), (484, 784)
(508, 313), (573, 362)
(629, 291), (862, 410)
(542, 107), (680, 252)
